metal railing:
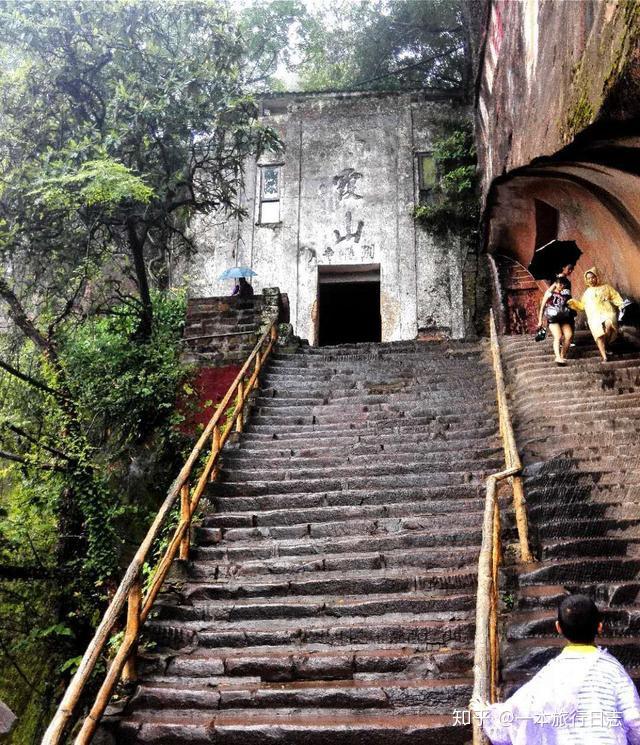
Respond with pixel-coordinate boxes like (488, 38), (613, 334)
(472, 310), (534, 744)
(42, 321), (279, 745)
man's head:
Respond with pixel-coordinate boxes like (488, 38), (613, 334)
(556, 594), (602, 644)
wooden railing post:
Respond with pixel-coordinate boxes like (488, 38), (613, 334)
(121, 575), (141, 684)
(489, 310), (533, 563)
(235, 380), (244, 432)
(490, 500), (501, 703)
(210, 425), (221, 482)
(253, 350), (261, 390)
(179, 482), (191, 561)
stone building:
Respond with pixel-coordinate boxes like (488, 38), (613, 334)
(475, 0), (640, 333)
(188, 90), (479, 345)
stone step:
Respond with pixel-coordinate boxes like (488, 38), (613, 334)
(130, 676), (473, 713)
(250, 402), (497, 422)
(539, 536), (632, 560)
(535, 516), (640, 540)
(259, 377), (491, 392)
(518, 556), (640, 586)
(254, 389), (494, 407)
(210, 471), (491, 499)
(243, 414), (498, 437)
(271, 343), (484, 359)
(528, 580), (640, 607)
(235, 427), (500, 451)
(111, 709), (471, 745)
(208, 484), (485, 513)
(187, 543), (482, 580)
(180, 567), (478, 602)
(198, 508), (486, 542)
(516, 585), (568, 610)
(138, 643), (475, 683)
(190, 526), (484, 564)
(502, 637), (640, 679)
(513, 406), (640, 430)
(218, 457), (502, 484)
(146, 613), (476, 651)
(153, 591), (476, 624)
(222, 447), (503, 470)
(506, 606), (640, 641)
(258, 385), (494, 401)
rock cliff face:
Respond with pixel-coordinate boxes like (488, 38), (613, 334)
(475, 0), (640, 328)
(476, 0), (640, 200)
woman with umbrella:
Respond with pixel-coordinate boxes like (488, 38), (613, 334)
(232, 277), (254, 298)
(537, 274), (575, 365)
(219, 267), (256, 298)
(568, 267), (624, 362)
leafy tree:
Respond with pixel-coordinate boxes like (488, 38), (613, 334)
(0, 1), (285, 735)
(297, 0), (472, 95)
(0, 0), (280, 339)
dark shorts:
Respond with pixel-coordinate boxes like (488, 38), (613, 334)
(547, 311), (574, 326)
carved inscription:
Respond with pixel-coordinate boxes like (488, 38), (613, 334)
(333, 167), (363, 201)
(334, 211), (364, 244)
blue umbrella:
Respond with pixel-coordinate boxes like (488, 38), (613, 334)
(218, 266), (257, 280)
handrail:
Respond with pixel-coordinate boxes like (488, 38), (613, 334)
(471, 310), (534, 745)
(42, 320), (279, 745)
(489, 310), (531, 562)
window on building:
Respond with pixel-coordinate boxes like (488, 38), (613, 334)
(417, 153), (437, 203)
(259, 164), (282, 224)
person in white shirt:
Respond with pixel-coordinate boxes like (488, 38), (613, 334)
(472, 594), (640, 744)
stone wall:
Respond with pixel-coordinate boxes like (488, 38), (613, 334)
(186, 90), (477, 343)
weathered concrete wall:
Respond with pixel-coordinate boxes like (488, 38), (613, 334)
(476, 0), (640, 200)
(187, 91), (475, 344)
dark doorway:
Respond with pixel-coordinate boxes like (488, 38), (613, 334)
(318, 280), (381, 345)
(534, 199), (559, 248)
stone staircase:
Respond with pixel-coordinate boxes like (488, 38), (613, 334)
(183, 297), (264, 365)
(499, 331), (640, 695)
(106, 340), (503, 744)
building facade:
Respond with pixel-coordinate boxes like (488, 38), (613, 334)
(187, 90), (478, 345)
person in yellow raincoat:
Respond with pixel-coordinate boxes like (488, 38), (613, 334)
(567, 267), (624, 362)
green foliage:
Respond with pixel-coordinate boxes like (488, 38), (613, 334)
(413, 122), (478, 237)
(0, 0), (281, 337)
(60, 291), (187, 446)
(296, 0), (470, 93)
(0, 292), (190, 741)
(234, 0), (308, 91)
(32, 157), (154, 211)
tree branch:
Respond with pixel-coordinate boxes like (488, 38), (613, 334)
(0, 358), (65, 400)
(0, 448), (67, 472)
(0, 277), (56, 359)
(1, 422), (74, 462)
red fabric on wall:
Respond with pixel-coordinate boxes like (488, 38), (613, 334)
(179, 365), (242, 432)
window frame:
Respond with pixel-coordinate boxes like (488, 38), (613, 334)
(417, 152), (437, 193)
(257, 163), (283, 225)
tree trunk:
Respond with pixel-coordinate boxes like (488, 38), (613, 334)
(127, 218), (154, 340)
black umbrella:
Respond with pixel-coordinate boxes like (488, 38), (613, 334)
(527, 239), (582, 281)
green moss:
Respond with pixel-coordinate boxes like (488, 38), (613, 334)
(602, 0), (640, 98)
(565, 92), (595, 140)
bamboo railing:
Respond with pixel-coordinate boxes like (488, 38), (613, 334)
(42, 321), (279, 745)
(472, 310), (534, 745)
